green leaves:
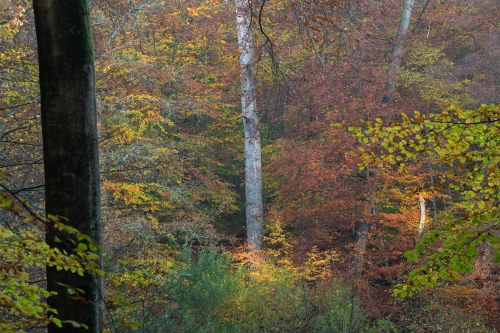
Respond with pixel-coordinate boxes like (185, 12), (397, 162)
(350, 104), (500, 296)
(77, 242), (88, 251)
(0, 182), (109, 331)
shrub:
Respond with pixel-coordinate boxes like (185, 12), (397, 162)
(130, 248), (398, 333)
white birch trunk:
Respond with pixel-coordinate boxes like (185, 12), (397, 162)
(235, 0), (263, 250)
(387, 0), (415, 102)
(417, 192), (426, 238)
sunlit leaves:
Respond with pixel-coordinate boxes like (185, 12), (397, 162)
(350, 104), (500, 296)
(0, 190), (102, 331)
(0, 176), (169, 331)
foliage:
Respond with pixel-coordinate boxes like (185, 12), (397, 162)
(399, 44), (474, 108)
(397, 288), (496, 333)
(0, 172), (151, 333)
(124, 248), (398, 333)
(92, 0), (242, 239)
(0, 175), (103, 331)
(349, 104), (500, 296)
(3, 0), (500, 330)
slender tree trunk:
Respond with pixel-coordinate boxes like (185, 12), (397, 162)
(235, 0), (263, 250)
(417, 192), (426, 239)
(353, 221), (369, 276)
(429, 172), (438, 222)
(431, 191), (437, 221)
(33, 1), (103, 332)
(386, 0), (415, 103)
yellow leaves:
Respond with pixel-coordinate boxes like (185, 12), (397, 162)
(0, 169), (13, 177)
(304, 246), (338, 281)
(0, 181), (109, 329)
(0, 239), (53, 325)
(186, 7), (199, 17)
(104, 182), (165, 208)
(400, 45), (475, 108)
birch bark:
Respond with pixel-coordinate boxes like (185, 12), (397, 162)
(387, 0), (416, 103)
(417, 192), (426, 238)
(235, 0), (263, 250)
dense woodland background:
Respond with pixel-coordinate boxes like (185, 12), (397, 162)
(2, 0), (500, 331)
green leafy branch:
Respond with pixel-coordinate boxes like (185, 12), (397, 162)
(343, 104), (500, 296)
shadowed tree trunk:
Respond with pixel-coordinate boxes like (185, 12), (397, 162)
(353, 221), (369, 277)
(353, 167), (377, 275)
(235, 0), (263, 250)
(33, 0), (103, 331)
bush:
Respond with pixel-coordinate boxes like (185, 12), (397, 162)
(397, 290), (495, 333)
(127, 248), (398, 333)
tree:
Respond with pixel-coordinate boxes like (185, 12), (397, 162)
(352, 0), (416, 273)
(33, 0), (103, 331)
(235, 0), (263, 250)
(386, 0), (415, 103)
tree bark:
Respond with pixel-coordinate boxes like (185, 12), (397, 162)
(235, 0), (263, 250)
(387, 0), (416, 103)
(430, 173), (438, 222)
(353, 221), (369, 276)
(417, 192), (426, 239)
(353, 167), (376, 274)
(33, 0), (103, 332)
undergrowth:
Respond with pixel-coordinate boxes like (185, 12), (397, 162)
(116, 248), (398, 333)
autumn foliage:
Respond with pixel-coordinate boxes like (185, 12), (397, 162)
(2, 0), (500, 331)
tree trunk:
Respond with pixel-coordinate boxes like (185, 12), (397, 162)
(430, 173), (438, 222)
(417, 192), (426, 239)
(33, 1), (103, 332)
(387, 0), (416, 103)
(353, 221), (369, 277)
(235, 0), (263, 250)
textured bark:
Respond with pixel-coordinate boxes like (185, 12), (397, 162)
(417, 192), (426, 238)
(33, 0), (103, 332)
(235, 0), (263, 250)
(387, 0), (415, 103)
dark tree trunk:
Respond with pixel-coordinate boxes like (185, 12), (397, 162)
(353, 221), (369, 278)
(33, 0), (103, 332)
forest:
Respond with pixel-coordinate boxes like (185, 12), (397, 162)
(1, 0), (500, 332)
